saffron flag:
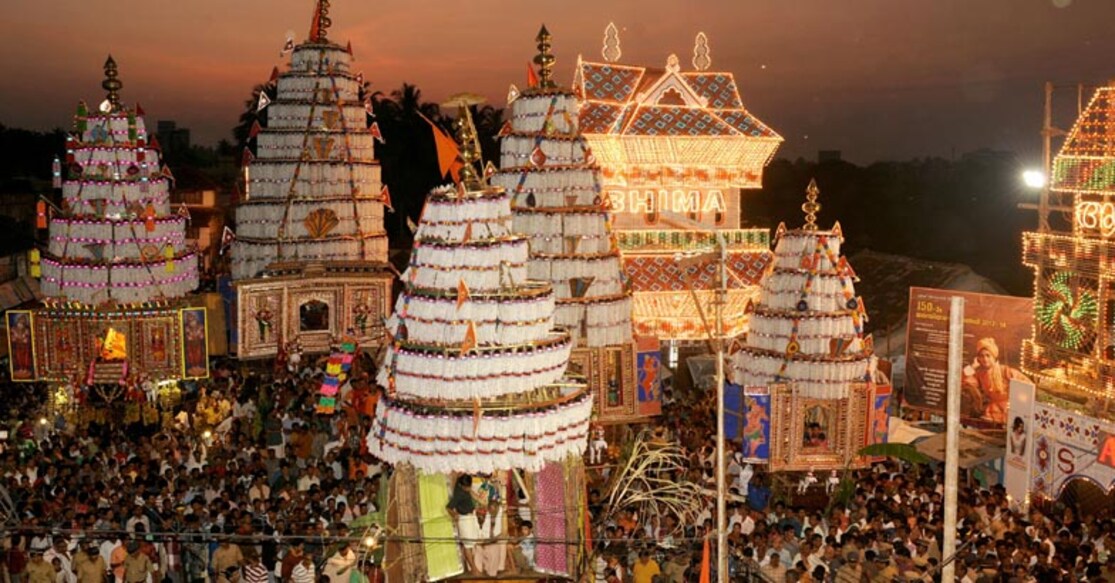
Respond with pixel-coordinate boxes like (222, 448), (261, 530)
(417, 112), (462, 183)
(380, 184), (394, 212)
(460, 321), (477, 353)
(257, 91), (271, 112)
(369, 122), (384, 144)
(527, 63), (539, 88)
(699, 538), (710, 583)
(456, 279), (470, 310)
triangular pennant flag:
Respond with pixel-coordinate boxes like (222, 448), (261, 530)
(507, 84), (521, 105)
(863, 334), (875, 355)
(249, 120), (263, 139)
(380, 185), (393, 212)
(84, 243), (105, 261)
(269, 66), (280, 84)
(241, 147), (254, 167)
(832, 220), (844, 241)
(364, 97), (374, 118)
(346, 41), (353, 55)
(463, 221), (473, 242)
(280, 36), (295, 56)
(498, 120), (513, 137)
(774, 221), (787, 243)
(569, 277), (595, 298)
(584, 147), (596, 166)
(161, 165), (175, 182)
(484, 161), (497, 179)
(135, 103), (145, 116)
(456, 279), (470, 310)
(149, 135), (162, 151)
(406, 216), (418, 234)
(460, 321), (477, 353)
(313, 136), (334, 159)
(257, 91), (272, 112)
(529, 145), (547, 167)
(369, 122), (385, 144)
(527, 62), (539, 88)
(417, 111), (462, 183)
(219, 226), (236, 255)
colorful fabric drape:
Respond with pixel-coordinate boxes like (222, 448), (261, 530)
(417, 473), (463, 581)
(318, 336), (357, 414)
(534, 461), (568, 575)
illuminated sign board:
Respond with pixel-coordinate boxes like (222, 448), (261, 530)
(1100, 431), (1115, 469)
(605, 189), (726, 214)
(1075, 198), (1115, 239)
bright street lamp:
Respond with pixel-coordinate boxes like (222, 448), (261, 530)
(1022, 169), (1046, 189)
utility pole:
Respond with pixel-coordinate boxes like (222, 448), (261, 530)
(714, 233), (728, 583)
(942, 296), (964, 582)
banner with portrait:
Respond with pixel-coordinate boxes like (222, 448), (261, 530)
(180, 307), (209, 379)
(903, 288), (1033, 427)
(869, 384), (892, 447)
(636, 336), (662, 417)
(725, 383), (771, 462)
(5, 310), (36, 381)
(1004, 378), (1035, 512)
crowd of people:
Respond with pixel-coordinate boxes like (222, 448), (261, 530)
(581, 379), (1115, 583)
(0, 354), (1112, 583)
(0, 356), (384, 583)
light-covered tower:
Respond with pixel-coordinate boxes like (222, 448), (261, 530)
(232, 0), (393, 358)
(492, 27), (640, 421)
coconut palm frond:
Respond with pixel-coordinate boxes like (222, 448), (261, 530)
(598, 431), (706, 536)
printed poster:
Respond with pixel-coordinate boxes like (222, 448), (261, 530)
(903, 288), (1033, 427)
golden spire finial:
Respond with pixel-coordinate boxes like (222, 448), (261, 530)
(534, 25), (556, 90)
(310, 0), (331, 42)
(442, 93), (487, 191)
(102, 55), (123, 113)
(802, 178), (821, 231)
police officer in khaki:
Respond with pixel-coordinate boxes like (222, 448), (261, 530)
(26, 549), (56, 583)
(73, 542), (107, 583)
(122, 542), (155, 583)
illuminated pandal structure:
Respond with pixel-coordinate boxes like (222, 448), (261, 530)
(491, 28), (643, 422)
(729, 182), (886, 472)
(7, 57), (205, 420)
(1006, 82), (1115, 505)
(576, 24), (783, 341)
(367, 99), (591, 582)
(231, 0), (393, 358)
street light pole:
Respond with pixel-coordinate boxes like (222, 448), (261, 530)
(714, 234), (728, 583)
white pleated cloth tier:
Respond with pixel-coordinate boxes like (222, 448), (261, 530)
(366, 382), (592, 474)
(378, 331), (573, 401)
(490, 90), (633, 349)
(41, 253), (199, 305)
